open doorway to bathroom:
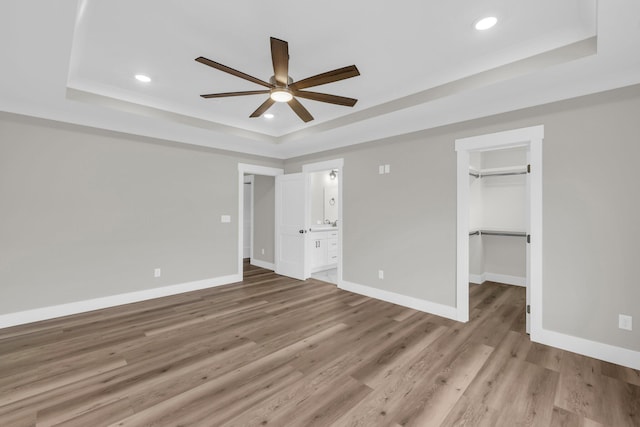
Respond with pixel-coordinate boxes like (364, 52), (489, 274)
(302, 159), (344, 286)
(308, 168), (339, 284)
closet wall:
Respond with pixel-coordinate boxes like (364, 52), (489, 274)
(469, 147), (527, 285)
(243, 175), (253, 259)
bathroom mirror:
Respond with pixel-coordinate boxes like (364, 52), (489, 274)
(309, 169), (339, 225)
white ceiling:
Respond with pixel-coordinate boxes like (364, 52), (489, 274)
(2, 1), (640, 158)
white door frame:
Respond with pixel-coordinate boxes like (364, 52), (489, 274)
(455, 126), (543, 339)
(302, 158), (344, 285)
(237, 163), (284, 278)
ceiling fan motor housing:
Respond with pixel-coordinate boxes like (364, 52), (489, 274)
(269, 75), (294, 86)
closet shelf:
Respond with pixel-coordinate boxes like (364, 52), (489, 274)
(468, 165), (527, 178)
(469, 230), (526, 237)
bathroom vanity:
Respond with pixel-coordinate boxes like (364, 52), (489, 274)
(309, 228), (338, 273)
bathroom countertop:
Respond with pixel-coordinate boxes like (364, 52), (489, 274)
(309, 226), (339, 232)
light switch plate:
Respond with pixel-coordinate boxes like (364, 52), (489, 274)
(384, 164), (390, 173)
(221, 215), (231, 223)
(378, 165), (384, 175)
(619, 314), (632, 331)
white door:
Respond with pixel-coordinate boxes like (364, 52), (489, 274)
(275, 173), (308, 280)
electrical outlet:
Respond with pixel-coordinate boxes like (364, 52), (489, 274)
(261, 248), (265, 255)
(154, 268), (161, 278)
(619, 314), (632, 331)
(378, 270), (384, 280)
(221, 215), (231, 223)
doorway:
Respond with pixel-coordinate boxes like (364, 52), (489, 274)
(243, 175), (253, 260)
(237, 164), (284, 279)
(302, 159), (344, 285)
(455, 126), (543, 339)
(246, 159), (343, 284)
(307, 168), (340, 284)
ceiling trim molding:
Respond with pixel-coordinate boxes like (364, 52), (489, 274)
(66, 87), (278, 144)
(277, 37), (597, 145)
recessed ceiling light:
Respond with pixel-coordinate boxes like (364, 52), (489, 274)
(264, 113), (274, 119)
(474, 16), (498, 31)
(135, 74), (151, 83)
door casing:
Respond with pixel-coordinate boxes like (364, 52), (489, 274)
(455, 126), (543, 339)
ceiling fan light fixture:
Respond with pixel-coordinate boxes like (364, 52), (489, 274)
(474, 16), (498, 31)
(270, 89), (293, 103)
(264, 113), (274, 119)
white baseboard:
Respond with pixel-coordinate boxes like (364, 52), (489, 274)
(485, 272), (525, 287)
(469, 273), (485, 284)
(533, 327), (640, 371)
(250, 259), (275, 271)
(0, 273), (241, 329)
(470, 272), (525, 287)
(339, 280), (459, 321)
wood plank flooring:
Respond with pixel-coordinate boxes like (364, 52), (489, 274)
(1, 262), (638, 426)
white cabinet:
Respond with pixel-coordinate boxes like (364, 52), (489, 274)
(309, 230), (338, 272)
(327, 230), (338, 265)
(310, 236), (327, 270)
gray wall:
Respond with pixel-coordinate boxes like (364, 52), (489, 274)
(285, 84), (640, 352)
(0, 113), (282, 314)
(252, 175), (275, 265)
(3, 84), (640, 354)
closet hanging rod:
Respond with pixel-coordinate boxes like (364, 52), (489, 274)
(482, 230), (526, 237)
(469, 230), (526, 237)
(482, 171), (527, 177)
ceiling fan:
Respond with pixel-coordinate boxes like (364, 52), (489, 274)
(195, 37), (360, 123)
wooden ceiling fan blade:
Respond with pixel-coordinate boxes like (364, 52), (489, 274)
(292, 90), (357, 107)
(270, 37), (289, 86)
(289, 65), (360, 90)
(200, 90), (270, 99)
(288, 97), (314, 122)
(249, 98), (276, 118)
(195, 56), (273, 89)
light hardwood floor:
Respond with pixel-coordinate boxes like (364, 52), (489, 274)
(1, 262), (638, 426)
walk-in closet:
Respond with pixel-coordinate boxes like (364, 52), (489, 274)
(468, 146), (528, 290)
